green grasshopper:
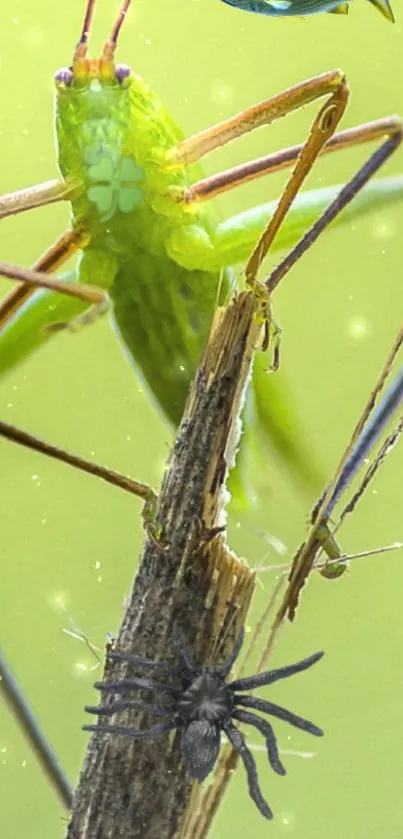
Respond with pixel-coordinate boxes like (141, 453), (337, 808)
(1, 0), (402, 501)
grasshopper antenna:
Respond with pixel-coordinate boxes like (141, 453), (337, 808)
(103, 0), (132, 61)
(74, 0), (97, 61)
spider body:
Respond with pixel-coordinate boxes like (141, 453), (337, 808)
(176, 668), (235, 781)
(84, 627), (324, 819)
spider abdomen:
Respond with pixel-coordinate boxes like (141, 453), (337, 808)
(180, 720), (222, 781)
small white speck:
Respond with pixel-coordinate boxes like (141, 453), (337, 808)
(372, 219), (397, 241)
(279, 810), (296, 831)
(345, 316), (371, 341)
(48, 593), (69, 611)
(210, 82), (235, 105)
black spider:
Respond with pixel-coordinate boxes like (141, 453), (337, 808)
(83, 626), (324, 819)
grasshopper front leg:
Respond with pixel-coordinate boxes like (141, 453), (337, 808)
(0, 229), (86, 327)
(0, 259), (109, 330)
(0, 178), (72, 221)
(0, 227), (113, 374)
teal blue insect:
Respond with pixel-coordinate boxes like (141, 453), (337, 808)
(220, 0), (394, 21)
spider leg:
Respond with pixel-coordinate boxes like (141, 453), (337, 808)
(83, 720), (178, 740)
(93, 675), (179, 697)
(172, 623), (196, 672)
(232, 708), (286, 776)
(223, 721), (273, 820)
(234, 695), (324, 737)
(107, 649), (181, 679)
(230, 651), (324, 691)
(85, 699), (176, 717)
(219, 629), (245, 678)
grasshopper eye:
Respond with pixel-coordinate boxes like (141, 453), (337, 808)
(115, 64), (131, 85)
(55, 67), (74, 87)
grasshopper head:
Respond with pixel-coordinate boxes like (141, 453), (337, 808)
(55, 0), (132, 93)
(55, 0), (134, 163)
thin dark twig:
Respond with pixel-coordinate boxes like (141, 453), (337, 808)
(0, 648), (72, 809)
(261, 326), (403, 655)
(323, 362), (403, 522)
(339, 413), (403, 524)
(0, 420), (153, 502)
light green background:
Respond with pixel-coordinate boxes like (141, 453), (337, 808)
(0, 1), (402, 837)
